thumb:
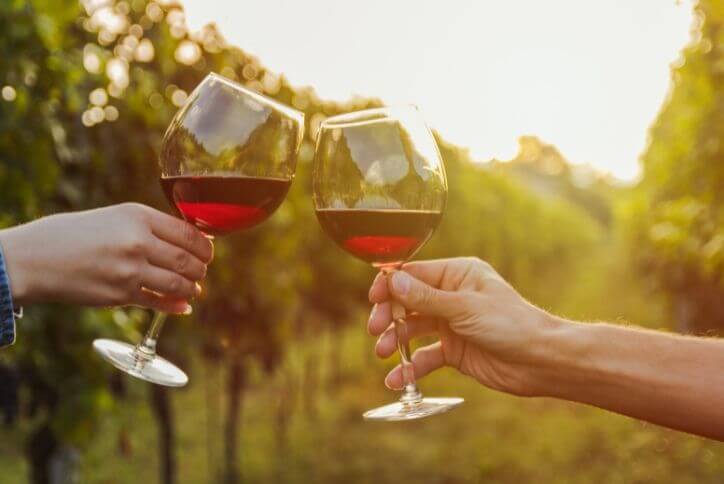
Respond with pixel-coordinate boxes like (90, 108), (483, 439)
(387, 271), (462, 318)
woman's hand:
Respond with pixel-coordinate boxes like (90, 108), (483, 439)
(0, 203), (213, 314)
(367, 257), (561, 397)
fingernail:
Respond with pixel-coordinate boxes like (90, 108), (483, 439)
(183, 304), (193, 315)
(384, 367), (399, 389)
(368, 273), (382, 300)
(368, 304), (377, 323)
(384, 373), (393, 389)
(391, 272), (411, 295)
(376, 331), (388, 349)
(381, 328), (395, 345)
(195, 283), (202, 296)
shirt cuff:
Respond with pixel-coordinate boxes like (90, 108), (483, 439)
(0, 241), (17, 348)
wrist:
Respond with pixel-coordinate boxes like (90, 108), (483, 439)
(525, 315), (600, 398)
(0, 225), (36, 305)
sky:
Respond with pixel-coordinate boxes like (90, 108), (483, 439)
(182, 0), (693, 181)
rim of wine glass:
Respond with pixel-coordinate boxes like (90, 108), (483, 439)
(161, 72), (306, 171)
(313, 103), (449, 207)
(320, 105), (422, 129)
(203, 72), (305, 123)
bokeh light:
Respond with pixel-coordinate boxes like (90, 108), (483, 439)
(1, 86), (17, 102)
(81, 109), (94, 127)
(148, 92), (164, 109)
(83, 46), (102, 73)
(104, 105), (119, 121)
(241, 63), (258, 81)
(175, 40), (201, 65)
(145, 2), (164, 22)
(106, 58), (129, 89)
(166, 8), (187, 38)
(171, 89), (188, 107)
(134, 38), (155, 62)
(122, 34), (139, 49)
(261, 72), (281, 95)
(128, 23), (144, 38)
(220, 66), (237, 80)
(89, 88), (108, 106)
(108, 82), (124, 98)
(89, 106), (106, 123)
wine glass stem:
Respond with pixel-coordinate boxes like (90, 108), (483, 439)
(383, 267), (422, 405)
(393, 306), (422, 404)
(134, 311), (167, 364)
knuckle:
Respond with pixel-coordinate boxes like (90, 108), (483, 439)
(468, 257), (495, 282)
(167, 276), (182, 294)
(168, 276), (192, 296)
(416, 285), (434, 308)
(117, 201), (136, 212)
(175, 250), (190, 274)
(120, 202), (148, 220)
(469, 257), (490, 271)
(115, 262), (139, 286)
(124, 233), (148, 257)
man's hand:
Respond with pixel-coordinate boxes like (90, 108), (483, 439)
(0, 203), (213, 314)
(368, 257), (724, 441)
(368, 257), (560, 396)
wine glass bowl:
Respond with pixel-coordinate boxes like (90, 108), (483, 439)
(313, 106), (447, 268)
(160, 73), (303, 236)
(312, 105), (463, 420)
(93, 73), (304, 386)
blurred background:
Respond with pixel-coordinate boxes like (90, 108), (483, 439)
(0, 0), (722, 482)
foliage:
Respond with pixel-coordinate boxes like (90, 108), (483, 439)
(631, 0), (724, 332)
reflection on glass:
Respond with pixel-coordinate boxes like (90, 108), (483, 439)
(161, 74), (302, 178)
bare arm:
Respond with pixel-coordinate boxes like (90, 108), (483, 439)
(539, 320), (724, 440)
(366, 257), (724, 441)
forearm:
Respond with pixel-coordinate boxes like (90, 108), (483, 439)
(537, 318), (724, 440)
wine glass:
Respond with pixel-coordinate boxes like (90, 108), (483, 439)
(93, 73), (304, 386)
(312, 105), (463, 420)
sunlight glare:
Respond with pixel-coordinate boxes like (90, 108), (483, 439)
(182, 0), (693, 181)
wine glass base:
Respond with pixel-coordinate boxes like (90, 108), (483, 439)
(93, 339), (188, 387)
(363, 397), (464, 421)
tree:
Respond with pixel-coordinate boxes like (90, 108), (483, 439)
(631, 0), (724, 333)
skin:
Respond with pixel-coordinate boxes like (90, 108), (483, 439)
(368, 257), (724, 441)
(0, 203), (213, 314)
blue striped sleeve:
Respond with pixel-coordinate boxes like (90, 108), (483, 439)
(0, 243), (16, 348)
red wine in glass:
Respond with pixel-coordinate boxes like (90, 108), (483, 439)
(315, 208), (442, 267)
(162, 175), (292, 236)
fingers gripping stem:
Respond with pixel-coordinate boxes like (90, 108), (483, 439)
(384, 267), (422, 404)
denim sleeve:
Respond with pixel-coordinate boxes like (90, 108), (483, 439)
(0, 243), (16, 348)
